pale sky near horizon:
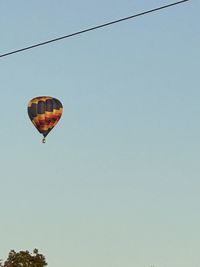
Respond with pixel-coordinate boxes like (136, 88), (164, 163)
(0, 1), (199, 267)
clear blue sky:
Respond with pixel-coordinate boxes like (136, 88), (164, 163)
(0, 1), (199, 266)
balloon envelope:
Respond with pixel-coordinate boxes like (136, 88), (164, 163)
(28, 96), (63, 140)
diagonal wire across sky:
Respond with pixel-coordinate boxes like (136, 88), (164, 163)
(0, 0), (189, 58)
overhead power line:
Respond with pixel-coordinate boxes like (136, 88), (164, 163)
(0, 0), (189, 58)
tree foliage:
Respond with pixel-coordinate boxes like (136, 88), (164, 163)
(0, 249), (47, 267)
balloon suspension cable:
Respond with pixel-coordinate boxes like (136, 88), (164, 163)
(42, 138), (46, 144)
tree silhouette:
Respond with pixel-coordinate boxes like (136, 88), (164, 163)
(0, 249), (47, 267)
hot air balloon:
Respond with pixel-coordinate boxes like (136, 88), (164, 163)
(27, 96), (63, 143)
